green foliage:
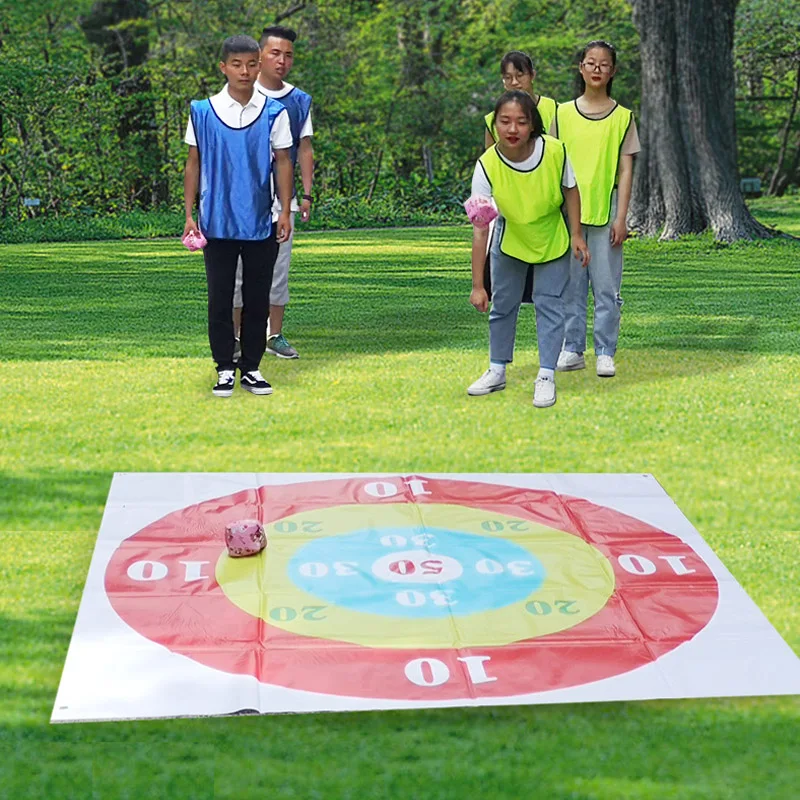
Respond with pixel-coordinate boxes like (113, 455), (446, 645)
(735, 0), (800, 192)
(2, 0), (798, 223)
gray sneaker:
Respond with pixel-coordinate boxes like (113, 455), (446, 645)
(266, 332), (299, 359)
(556, 350), (585, 371)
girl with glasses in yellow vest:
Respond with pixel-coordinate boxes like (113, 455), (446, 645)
(484, 51), (557, 150)
(483, 51), (558, 306)
(466, 91), (590, 408)
(551, 40), (640, 378)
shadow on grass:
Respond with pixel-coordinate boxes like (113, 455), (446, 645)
(1, 233), (798, 366)
(0, 471), (112, 532)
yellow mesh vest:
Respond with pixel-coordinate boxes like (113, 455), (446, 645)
(484, 96), (557, 144)
(478, 135), (570, 264)
(554, 101), (632, 226)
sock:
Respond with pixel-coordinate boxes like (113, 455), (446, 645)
(537, 368), (554, 380)
(489, 361), (506, 376)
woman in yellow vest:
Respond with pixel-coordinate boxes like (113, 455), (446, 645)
(467, 91), (590, 408)
(484, 52), (557, 150)
(552, 40), (640, 378)
(483, 51), (558, 305)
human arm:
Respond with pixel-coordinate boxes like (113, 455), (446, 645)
(470, 225), (491, 312)
(611, 154), (634, 247)
(183, 146), (200, 237)
(563, 185), (590, 267)
(297, 136), (314, 222)
(273, 147), (293, 243)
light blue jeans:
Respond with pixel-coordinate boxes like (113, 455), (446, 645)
(488, 218), (569, 370)
(563, 192), (624, 356)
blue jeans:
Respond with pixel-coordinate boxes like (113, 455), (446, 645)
(563, 193), (624, 356)
(488, 219), (569, 370)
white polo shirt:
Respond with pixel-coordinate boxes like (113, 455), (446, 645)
(184, 84), (292, 150)
(255, 79), (314, 139)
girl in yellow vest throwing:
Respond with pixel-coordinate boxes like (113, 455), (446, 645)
(466, 91), (590, 408)
(552, 40), (640, 378)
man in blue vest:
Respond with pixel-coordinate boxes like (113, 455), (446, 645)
(232, 25), (314, 360)
(184, 35), (293, 397)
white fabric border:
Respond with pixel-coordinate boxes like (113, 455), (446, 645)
(52, 473), (800, 722)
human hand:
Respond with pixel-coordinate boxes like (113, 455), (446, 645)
(464, 195), (498, 228)
(182, 221), (207, 251)
(277, 211), (292, 243)
(470, 286), (489, 312)
(300, 197), (312, 223)
(610, 217), (628, 247)
(572, 235), (590, 268)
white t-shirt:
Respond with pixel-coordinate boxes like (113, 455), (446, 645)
(183, 84), (292, 150)
(472, 137), (576, 198)
(255, 80), (313, 214)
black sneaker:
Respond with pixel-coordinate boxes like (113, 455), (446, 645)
(240, 369), (273, 395)
(212, 369), (236, 397)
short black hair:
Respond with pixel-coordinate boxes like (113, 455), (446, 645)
(221, 35), (260, 61)
(500, 51), (534, 76)
(494, 90), (544, 140)
(260, 25), (297, 47)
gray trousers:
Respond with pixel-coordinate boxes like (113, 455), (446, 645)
(488, 219), (569, 370)
(563, 193), (624, 356)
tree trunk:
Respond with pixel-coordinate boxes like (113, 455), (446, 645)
(629, 0), (777, 241)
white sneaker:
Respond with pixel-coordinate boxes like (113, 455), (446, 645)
(467, 369), (506, 396)
(596, 355), (616, 378)
(212, 369), (236, 397)
(556, 351), (585, 371)
(533, 376), (556, 408)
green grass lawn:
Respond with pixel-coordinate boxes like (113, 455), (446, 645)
(1, 215), (799, 798)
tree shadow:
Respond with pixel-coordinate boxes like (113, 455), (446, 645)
(1, 233), (797, 370)
(0, 472), (112, 532)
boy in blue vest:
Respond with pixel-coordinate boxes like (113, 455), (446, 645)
(184, 35), (293, 397)
(232, 25), (314, 360)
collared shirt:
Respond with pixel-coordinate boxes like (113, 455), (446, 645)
(255, 79), (314, 138)
(184, 84), (292, 149)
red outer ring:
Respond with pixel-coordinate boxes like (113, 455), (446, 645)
(105, 476), (719, 699)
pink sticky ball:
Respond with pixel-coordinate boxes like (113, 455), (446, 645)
(464, 195), (498, 228)
(182, 230), (208, 251)
(225, 519), (267, 558)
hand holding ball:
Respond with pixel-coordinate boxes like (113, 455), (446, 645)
(464, 195), (498, 228)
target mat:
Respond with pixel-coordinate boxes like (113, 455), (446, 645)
(52, 473), (800, 722)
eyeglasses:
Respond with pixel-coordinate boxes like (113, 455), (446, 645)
(581, 61), (613, 73)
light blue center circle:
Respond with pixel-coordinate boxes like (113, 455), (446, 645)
(287, 526), (545, 618)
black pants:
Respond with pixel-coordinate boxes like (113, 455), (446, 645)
(203, 236), (277, 372)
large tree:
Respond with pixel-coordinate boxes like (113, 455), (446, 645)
(629, 0), (777, 241)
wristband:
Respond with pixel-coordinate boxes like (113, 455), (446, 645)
(302, 194), (313, 203)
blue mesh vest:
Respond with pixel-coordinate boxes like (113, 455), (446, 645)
(190, 96), (284, 240)
(257, 85), (312, 198)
